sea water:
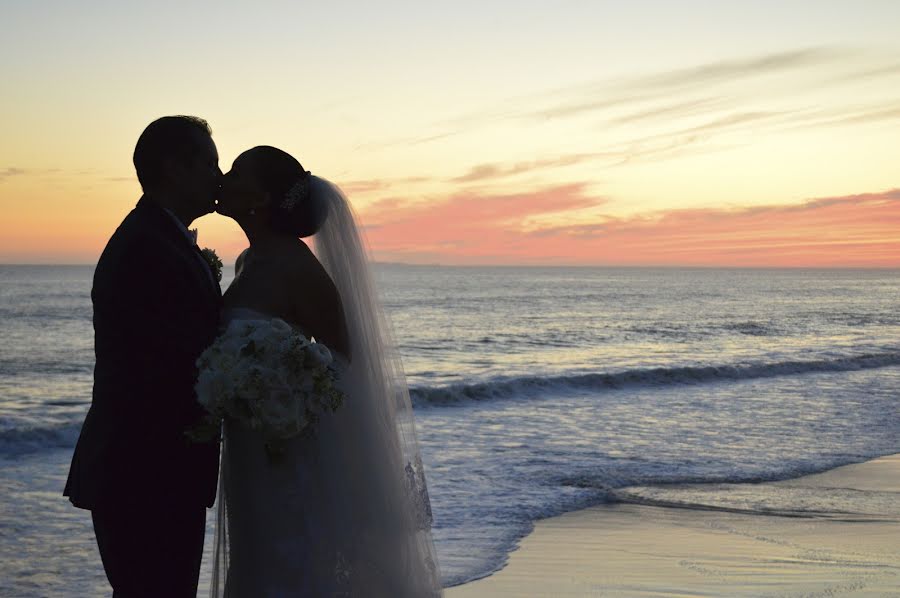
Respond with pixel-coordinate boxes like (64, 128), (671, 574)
(1, 265), (898, 594)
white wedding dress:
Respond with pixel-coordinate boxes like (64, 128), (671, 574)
(211, 179), (442, 597)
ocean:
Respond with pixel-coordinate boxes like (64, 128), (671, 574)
(1, 264), (898, 596)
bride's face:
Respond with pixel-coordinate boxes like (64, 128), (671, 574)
(217, 153), (268, 219)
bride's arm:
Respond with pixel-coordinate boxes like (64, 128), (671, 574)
(287, 241), (352, 361)
(234, 248), (249, 278)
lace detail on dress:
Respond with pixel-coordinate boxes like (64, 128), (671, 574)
(405, 455), (434, 530)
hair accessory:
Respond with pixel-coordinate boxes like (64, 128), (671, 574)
(280, 170), (312, 212)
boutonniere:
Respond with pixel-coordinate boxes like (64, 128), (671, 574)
(199, 247), (223, 283)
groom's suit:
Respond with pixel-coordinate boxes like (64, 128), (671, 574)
(64, 196), (222, 597)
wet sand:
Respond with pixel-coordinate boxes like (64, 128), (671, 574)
(447, 454), (900, 597)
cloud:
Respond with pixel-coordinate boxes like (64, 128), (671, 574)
(450, 154), (610, 183)
(525, 189), (900, 266)
(804, 104), (900, 128)
(369, 47), (897, 157)
(532, 92), (663, 121)
(444, 110), (777, 183)
(362, 130), (465, 150)
(335, 176), (434, 195)
(360, 186), (900, 267)
(633, 47), (847, 91)
(445, 92), (896, 184)
(428, 48), (897, 186)
(827, 61), (900, 84)
(665, 110), (791, 136)
(360, 184), (606, 254)
(0, 167), (129, 184)
(0, 167), (26, 181)
(527, 47), (854, 122)
(338, 179), (391, 194)
(611, 97), (728, 124)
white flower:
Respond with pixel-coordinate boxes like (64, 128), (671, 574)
(270, 318), (293, 336)
(218, 334), (248, 358)
(193, 316), (345, 445)
(224, 319), (252, 339)
(246, 328), (271, 351)
(195, 370), (217, 408)
(307, 343), (333, 367)
(196, 361), (233, 412)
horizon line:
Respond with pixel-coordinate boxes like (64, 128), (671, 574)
(2, 262), (898, 271)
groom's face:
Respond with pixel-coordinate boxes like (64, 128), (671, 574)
(178, 132), (222, 217)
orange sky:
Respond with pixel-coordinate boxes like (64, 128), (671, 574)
(1, 3), (899, 267)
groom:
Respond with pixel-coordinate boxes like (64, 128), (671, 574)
(64, 116), (223, 597)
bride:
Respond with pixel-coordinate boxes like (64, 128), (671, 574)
(213, 146), (442, 597)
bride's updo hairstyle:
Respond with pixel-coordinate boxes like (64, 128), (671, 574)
(248, 145), (329, 238)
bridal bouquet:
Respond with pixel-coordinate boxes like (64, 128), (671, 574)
(190, 318), (345, 451)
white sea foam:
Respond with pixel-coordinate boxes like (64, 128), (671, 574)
(0, 422), (83, 457)
(409, 351), (900, 407)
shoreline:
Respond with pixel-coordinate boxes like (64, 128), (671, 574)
(446, 453), (900, 597)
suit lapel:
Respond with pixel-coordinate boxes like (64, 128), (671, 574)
(134, 197), (222, 304)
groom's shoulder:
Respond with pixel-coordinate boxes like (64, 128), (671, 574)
(102, 209), (163, 257)
(95, 205), (176, 278)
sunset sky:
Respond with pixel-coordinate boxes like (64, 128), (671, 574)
(1, 1), (898, 266)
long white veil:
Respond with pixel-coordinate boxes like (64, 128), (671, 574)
(211, 176), (442, 597)
(309, 175), (442, 593)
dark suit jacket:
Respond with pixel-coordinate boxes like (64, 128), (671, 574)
(64, 196), (222, 510)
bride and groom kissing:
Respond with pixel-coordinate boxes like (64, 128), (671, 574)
(63, 116), (442, 597)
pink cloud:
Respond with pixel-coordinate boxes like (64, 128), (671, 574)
(358, 184), (604, 257)
(358, 187), (900, 267)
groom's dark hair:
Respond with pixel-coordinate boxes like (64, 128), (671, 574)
(133, 116), (212, 192)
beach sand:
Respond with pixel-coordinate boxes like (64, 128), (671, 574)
(446, 454), (900, 597)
